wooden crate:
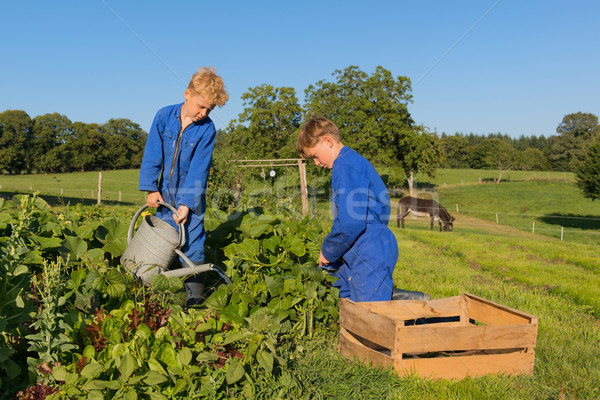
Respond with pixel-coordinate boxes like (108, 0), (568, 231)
(338, 293), (538, 380)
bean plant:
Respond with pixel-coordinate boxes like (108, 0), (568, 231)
(0, 195), (338, 399)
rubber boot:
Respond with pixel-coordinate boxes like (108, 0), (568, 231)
(391, 288), (431, 301)
(184, 274), (206, 308)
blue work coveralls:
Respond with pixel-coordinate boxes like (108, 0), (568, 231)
(321, 147), (398, 302)
(138, 103), (216, 264)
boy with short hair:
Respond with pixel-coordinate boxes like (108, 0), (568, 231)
(139, 66), (228, 306)
(297, 116), (398, 302)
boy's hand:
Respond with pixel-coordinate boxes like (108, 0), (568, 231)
(318, 251), (330, 266)
(173, 205), (190, 225)
(146, 191), (164, 208)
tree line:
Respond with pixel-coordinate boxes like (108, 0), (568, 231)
(2, 66), (599, 199)
(0, 110), (146, 174)
(440, 112), (600, 173)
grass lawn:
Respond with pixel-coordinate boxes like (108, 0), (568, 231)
(434, 180), (600, 246)
(1, 168), (599, 398)
(288, 220), (600, 399)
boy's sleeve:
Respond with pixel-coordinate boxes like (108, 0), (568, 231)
(321, 166), (369, 262)
(176, 125), (217, 212)
(139, 111), (165, 191)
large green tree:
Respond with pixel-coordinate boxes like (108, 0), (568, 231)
(0, 110), (33, 174)
(66, 122), (104, 172)
(303, 65), (441, 188)
(482, 139), (520, 184)
(441, 135), (471, 168)
(548, 112), (600, 172)
(31, 113), (73, 173)
(575, 141), (600, 201)
(520, 147), (551, 171)
(100, 119), (147, 169)
(226, 85), (302, 159)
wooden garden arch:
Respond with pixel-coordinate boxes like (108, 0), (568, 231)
(234, 158), (308, 215)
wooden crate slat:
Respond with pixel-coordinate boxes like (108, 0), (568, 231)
(465, 293), (538, 325)
(355, 295), (463, 320)
(394, 324), (538, 354)
(338, 327), (395, 368)
(395, 351), (535, 380)
(339, 299), (396, 349)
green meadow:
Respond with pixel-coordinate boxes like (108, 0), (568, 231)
(1, 168), (599, 398)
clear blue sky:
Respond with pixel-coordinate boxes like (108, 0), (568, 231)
(1, 0), (598, 138)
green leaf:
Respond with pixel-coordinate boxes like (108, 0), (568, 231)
(82, 380), (106, 391)
(225, 357), (245, 385)
(256, 349), (274, 374)
(156, 343), (178, 368)
(239, 238), (260, 258)
(125, 389), (137, 400)
(52, 365), (67, 382)
(150, 273), (169, 292)
(144, 371), (168, 385)
(82, 345), (96, 360)
(1, 359), (20, 378)
(178, 347), (192, 366)
(203, 286), (229, 309)
(105, 269), (127, 298)
(0, 348), (13, 363)
(196, 352), (219, 363)
(32, 235), (62, 249)
(80, 363), (104, 380)
(147, 356), (168, 375)
(76, 222), (99, 240)
(82, 248), (105, 262)
(262, 235), (281, 253)
(60, 236), (88, 261)
(283, 279), (297, 294)
(96, 218), (127, 244)
(85, 270), (103, 291)
(146, 393), (168, 400)
(172, 378), (187, 396)
(102, 237), (128, 258)
(245, 222), (271, 238)
(87, 390), (105, 400)
(119, 353), (135, 379)
(12, 264), (29, 276)
(284, 235), (306, 257)
(23, 250), (43, 264)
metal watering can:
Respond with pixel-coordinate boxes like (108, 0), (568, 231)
(120, 201), (231, 286)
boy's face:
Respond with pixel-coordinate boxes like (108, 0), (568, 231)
(183, 89), (214, 122)
(305, 136), (336, 169)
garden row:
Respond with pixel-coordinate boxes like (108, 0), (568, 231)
(0, 195), (338, 399)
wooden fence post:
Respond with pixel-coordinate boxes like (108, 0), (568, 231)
(97, 172), (102, 205)
(298, 159), (308, 216)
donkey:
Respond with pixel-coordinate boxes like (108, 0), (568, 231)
(397, 196), (455, 232)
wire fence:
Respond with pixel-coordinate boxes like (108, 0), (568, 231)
(2, 173), (599, 243)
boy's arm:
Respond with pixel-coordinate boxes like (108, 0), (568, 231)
(175, 124), (217, 212)
(139, 111), (165, 192)
(321, 167), (369, 262)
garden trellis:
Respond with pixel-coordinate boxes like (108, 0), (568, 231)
(234, 158), (308, 216)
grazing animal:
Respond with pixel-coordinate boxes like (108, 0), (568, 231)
(397, 196), (455, 231)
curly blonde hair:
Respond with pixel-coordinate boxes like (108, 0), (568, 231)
(188, 67), (229, 108)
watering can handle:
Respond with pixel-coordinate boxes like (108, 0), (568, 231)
(126, 201), (186, 249)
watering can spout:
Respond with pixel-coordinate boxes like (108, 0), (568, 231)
(161, 262), (232, 285)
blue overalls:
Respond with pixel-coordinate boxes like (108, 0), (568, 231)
(321, 147), (398, 302)
(138, 103), (216, 265)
